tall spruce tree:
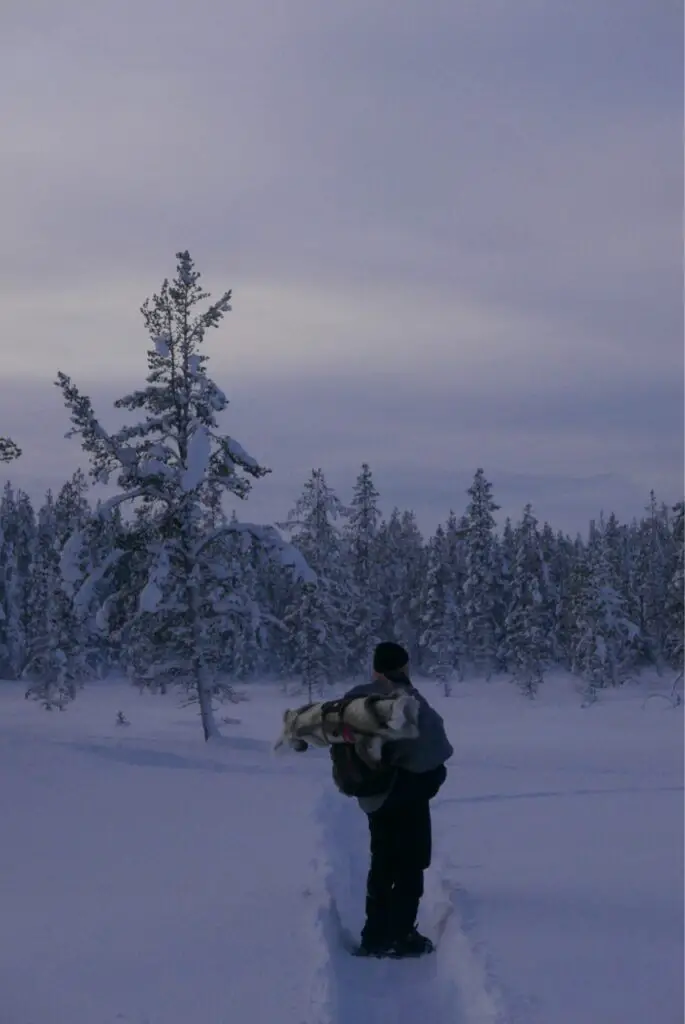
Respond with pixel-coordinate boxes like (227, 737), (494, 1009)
(376, 509), (403, 641)
(633, 494), (673, 671)
(279, 469), (352, 685)
(462, 469), (500, 679)
(495, 517), (516, 671)
(55, 251), (311, 738)
(23, 494), (90, 709)
(283, 581), (331, 699)
(0, 485), (35, 678)
(420, 524), (455, 693)
(443, 510), (469, 678)
(571, 523), (640, 700)
(665, 500), (684, 674)
(392, 511), (426, 668)
(346, 463), (383, 673)
(502, 505), (550, 696)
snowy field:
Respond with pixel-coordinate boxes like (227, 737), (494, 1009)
(1, 674), (682, 1024)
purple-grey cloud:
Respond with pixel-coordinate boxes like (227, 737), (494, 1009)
(1, 0), (681, 536)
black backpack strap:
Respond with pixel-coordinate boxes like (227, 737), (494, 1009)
(319, 697), (355, 743)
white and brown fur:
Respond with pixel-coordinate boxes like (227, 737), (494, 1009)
(274, 692), (420, 766)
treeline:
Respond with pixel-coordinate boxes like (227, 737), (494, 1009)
(0, 465), (682, 702)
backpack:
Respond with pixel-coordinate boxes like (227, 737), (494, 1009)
(330, 743), (397, 798)
(321, 696), (397, 798)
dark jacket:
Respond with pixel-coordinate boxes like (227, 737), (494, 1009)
(344, 671), (453, 813)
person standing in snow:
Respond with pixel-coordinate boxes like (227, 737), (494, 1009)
(344, 641), (453, 958)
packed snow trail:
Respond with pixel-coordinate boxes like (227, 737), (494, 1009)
(314, 790), (501, 1024)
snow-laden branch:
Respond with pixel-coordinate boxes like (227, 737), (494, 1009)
(194, 521), (316, 584)
(97, 490), (148, 519)
(73, 548), (125, 613)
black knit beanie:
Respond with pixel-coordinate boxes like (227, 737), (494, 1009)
(373, 641), (409, 674)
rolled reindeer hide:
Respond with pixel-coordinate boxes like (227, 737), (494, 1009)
(274, 691), (420, 766)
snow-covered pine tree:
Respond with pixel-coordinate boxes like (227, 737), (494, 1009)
(51, 470), (105, 676)
(494, 517), (516, 671)
(462, 469), (500, 679)
(346, 463), (383, 673)
(632, 494), (675, 672)
(442, 510), (469, 679)
(571, 522), (640, 700)
(374, 509), (426, 666)
(23, 493), (89, 709)
(212, 512), (265, 681)
(251, 533), (296, 680)
(240, 531), (288, 679)
(283, 580), (330, 700)
(55, 251), (312, 738)
(600, 512), (628, 579)
(394, 511), (427, 668)
(0, 437), (21, 462)
(539, 524), (572, 667)
(664, 500), (684, 675)
(279, 469), (352, 686)
(0, 484), (20, 676)
(23, 493), (59, 693)
(0, 485), (35, 678)
(376, 509), (403, 641)
(420, 524), (456, 693)
(558, 531), (589, 668)
(63, 499), (129, 678)
(54, 470), (90, 547)
(502, 504), (550, 696)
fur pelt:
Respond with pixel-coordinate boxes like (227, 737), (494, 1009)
(274, 691), (420, 766)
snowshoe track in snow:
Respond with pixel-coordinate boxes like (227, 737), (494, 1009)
(313, 789), (504, 1024)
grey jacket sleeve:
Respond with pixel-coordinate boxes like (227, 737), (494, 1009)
(384, 693), (453, 773)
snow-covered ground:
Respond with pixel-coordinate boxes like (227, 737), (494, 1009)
(1, 674), (682, 1024)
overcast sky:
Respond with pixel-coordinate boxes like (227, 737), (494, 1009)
(2, 0), (682, 537)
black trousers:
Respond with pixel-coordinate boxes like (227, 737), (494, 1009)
(363, 796), (432, 943)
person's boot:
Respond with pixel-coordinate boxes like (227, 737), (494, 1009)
(390, 927), (435, 958)
(354, 937), (394, 958)
(355, 928), (394, 958)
